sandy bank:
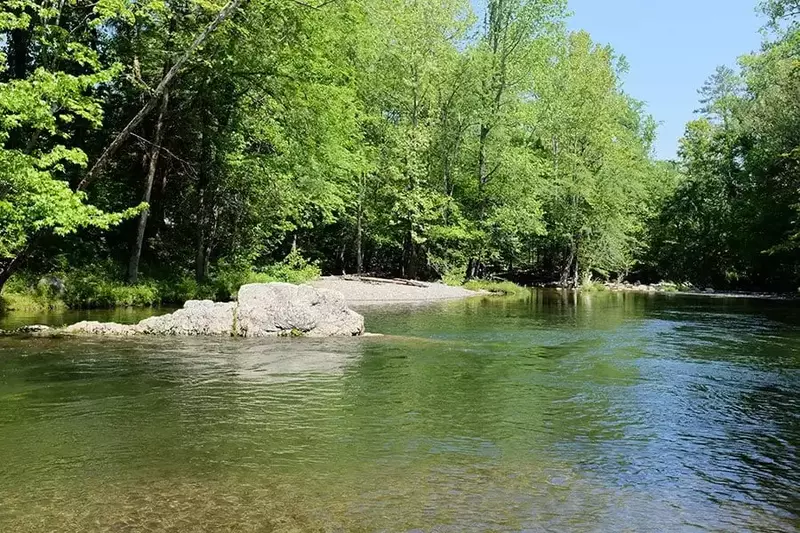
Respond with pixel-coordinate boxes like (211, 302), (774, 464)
(311, 276), (478, 305)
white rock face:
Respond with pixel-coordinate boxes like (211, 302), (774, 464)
(235, 283), (364, 337)
(138, 300), (236, 336)
(56, 283), (364, 338)
(63, 321), (138, 336)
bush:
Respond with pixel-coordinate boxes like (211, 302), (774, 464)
(207, 249), (322, 301)
(1, 250), (323, 311)
(580, 281), (608, 292)
(260, 248), (322, 284)
(464, 279), (526, 295)
(64, 275), (160, 308)
(0, 274), (65, 311)
(157, 276), (202, 304)
(441, 268), (466, 287)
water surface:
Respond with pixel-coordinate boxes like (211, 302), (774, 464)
(1, 290), (799, 532)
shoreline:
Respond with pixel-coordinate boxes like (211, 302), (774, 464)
(549, 283), (798, 301)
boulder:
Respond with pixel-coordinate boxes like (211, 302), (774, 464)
(236, 283), (364, 337)
(138, 300), (236, 336)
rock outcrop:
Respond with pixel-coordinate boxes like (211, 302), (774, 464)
(58, 283), (364, 338)
(236, 283), (364, 337)
(139, 300), (236, 336)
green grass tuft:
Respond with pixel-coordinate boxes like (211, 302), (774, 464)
(580, 281), (608, 292)
(441, 270), (466, 287)
(463, 280), (526, 295)
(0, 292), (65, 312)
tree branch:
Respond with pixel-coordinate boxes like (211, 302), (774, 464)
(78, 0), (248, 191)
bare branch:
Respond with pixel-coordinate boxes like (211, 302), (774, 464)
(78, 0), (248, 191)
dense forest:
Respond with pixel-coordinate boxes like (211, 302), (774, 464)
(0, 0), (798, 308)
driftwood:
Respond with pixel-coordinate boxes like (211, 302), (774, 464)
(340, 276), (428, 288)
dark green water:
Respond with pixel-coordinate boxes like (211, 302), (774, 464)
(1, 290), (799, 532)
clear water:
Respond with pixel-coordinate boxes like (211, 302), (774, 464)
(1, 290), (799, 532)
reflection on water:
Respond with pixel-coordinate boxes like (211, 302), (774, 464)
(1, 290), (799, 532)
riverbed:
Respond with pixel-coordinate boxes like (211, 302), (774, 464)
(1, 290), (798, 532)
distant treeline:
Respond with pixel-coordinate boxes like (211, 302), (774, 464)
(0, 0), (798, 299)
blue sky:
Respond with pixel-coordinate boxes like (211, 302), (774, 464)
(471, 0), (765, 159)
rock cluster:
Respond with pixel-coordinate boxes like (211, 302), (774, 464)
(33, 283), (364, 338)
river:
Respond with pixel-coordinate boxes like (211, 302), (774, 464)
(1, 290), (798, 532)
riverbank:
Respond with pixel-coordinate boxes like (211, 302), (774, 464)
(596, 281), (798, 300)
(311, 276), (479, 305)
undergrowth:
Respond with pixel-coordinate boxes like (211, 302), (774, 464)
(463, 280), (527, 295)
(1, 250), (322, 311)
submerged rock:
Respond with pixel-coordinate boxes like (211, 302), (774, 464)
(236, 283), (364, 338)
(15, 325), (52, 334)
(55, 283), (364, 338)
(63, 321), (138, 336)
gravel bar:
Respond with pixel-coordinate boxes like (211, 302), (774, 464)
(311, 276), (478, 305)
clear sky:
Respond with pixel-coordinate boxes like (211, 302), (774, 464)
(471, 0), (765, 160)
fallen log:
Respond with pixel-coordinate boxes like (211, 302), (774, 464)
(340, 276), (429, 288)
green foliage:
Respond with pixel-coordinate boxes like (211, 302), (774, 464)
(208, 249), (321, 301)
(580, 281), (608, 292)
(464, 280), (526, 295)
(62, 273), (160, 308)
(3, 0), (792, 303)
(0, 0), (145, 290)
(648, 9), (800, 290)
(0, 248), (321, 309)
(441, 268), (467, 287)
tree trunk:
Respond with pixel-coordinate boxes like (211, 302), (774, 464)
(195, 213), (206, 282)
(478, 124), (490, 215)
(407, 238), (418, 280)
(195, 97), (212, 283)
(195, 184), (209, 282)
(356, 197), (363, 276)
(8, 17), (31, 81)
(560, 243), (575, 288)
(77, 0), (247, 191)
(0, 246), (32, 295)
(338, 237), (347, 275)
(572, 254), (580, 289)
(127, 89), (169, 284)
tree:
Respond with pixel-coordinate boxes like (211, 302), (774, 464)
(0, 0), (143, 293)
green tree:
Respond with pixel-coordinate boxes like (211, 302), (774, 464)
(0, 0), (144, 292)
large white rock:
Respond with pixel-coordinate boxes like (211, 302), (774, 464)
(235, 283), (364, 337)
(138, 300), (236, 336)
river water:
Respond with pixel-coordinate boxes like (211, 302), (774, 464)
(0, 290), (798, 532)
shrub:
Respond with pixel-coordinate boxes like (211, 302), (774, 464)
(580, 281), (608, 292)
(209, 249), (322, 301)
(157, 276), (201, 304)
(464, 280), (526, 295)
(63, 275), (160, 308)
(260, 248), (322, 284)
(1, 250), (323, 311)
(0, 274), (65, 311)
(441, 269), (466, 287)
